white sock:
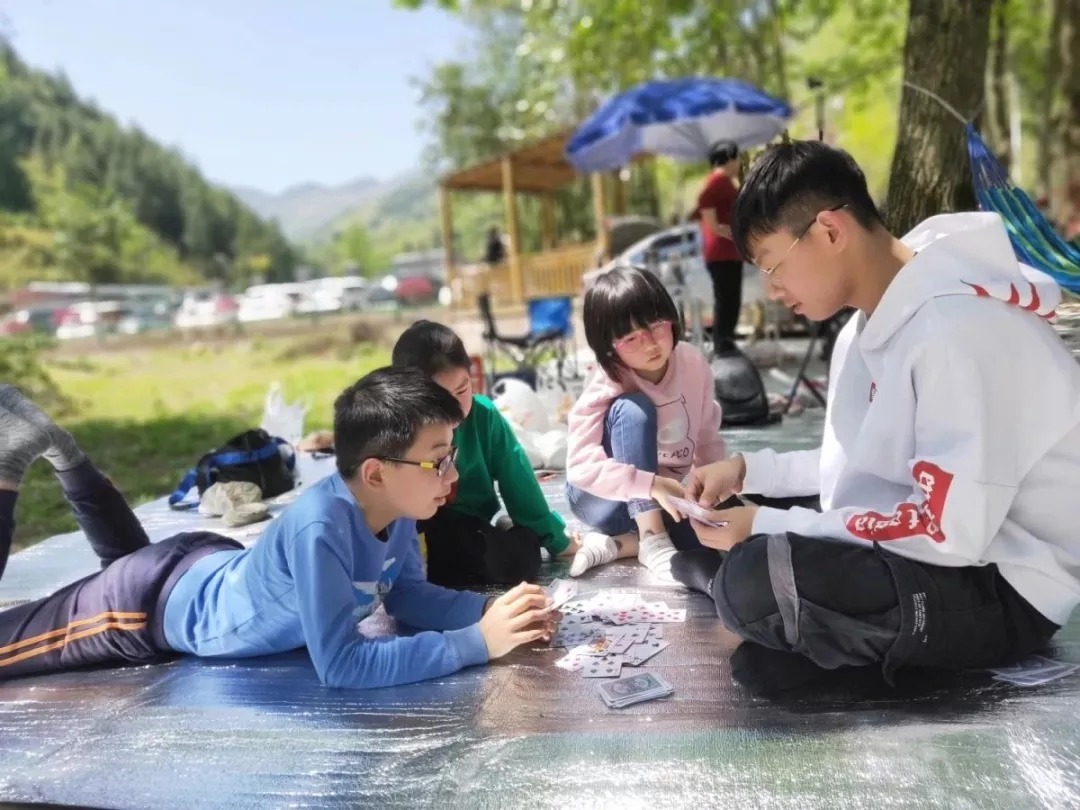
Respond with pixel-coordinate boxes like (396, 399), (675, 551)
(569, 531), (618, 577)
(638, 531), (678, 582)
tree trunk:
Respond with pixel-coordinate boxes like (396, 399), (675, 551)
(1059, 0), (1080, 226)
(1038, 0), (1065, 200)
(884, 0), (993, 235)
(988, 0), (1012, 173)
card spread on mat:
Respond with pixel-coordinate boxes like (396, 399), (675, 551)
(583, 656), (623, 678)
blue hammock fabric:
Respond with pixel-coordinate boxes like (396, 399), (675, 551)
(966, 124), (1080, 292)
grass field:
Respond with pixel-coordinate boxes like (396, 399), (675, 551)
(12, 327), (392, 551)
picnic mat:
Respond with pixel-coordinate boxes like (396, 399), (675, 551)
(2, 412), (1079, 809)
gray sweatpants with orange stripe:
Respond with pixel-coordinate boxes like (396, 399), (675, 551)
(0, 461), (239, 680)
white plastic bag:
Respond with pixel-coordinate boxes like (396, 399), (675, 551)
(260, 382), (309, 446)
(535, 429), (568, 469)
(508, 421), (545, 468)
(491, 378), (550, 432)
(536, 388), (575, 426)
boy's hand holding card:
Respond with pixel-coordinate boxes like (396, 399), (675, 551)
(669, 496), (730, 528)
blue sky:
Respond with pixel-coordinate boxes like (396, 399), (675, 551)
(0, 0), (469, 192)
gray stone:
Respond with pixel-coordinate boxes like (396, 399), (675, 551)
(222, 502), (271, 527)
(199, 481), (263, 517)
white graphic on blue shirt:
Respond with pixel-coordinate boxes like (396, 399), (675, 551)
(352, 556), (397, 621)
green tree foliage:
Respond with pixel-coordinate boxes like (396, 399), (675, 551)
(331, 222), (392, 277)
(0, 43), (298, 290)
(399, 0), (1074, 229)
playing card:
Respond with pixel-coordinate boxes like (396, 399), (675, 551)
(551, 625), (604, 648)
(624, 640), (670, 666)
(582, 637), (613, 656)
(645, 624), (663, 641)
(596, 672), (675, 707)
(557, 609), (591, 626)
(587, 592), (641, 613)
(604, 631), (635, 655)
(668, 496), (729, 528)
(603, 606), (655, 626)
(651, 607), (686, 623)
(620, 624), (650, 644)
(545, 578), (578, 610)
(989, 655), (1080, 686)
(582, 656), (623, 678)
(554, 649), (589, 672)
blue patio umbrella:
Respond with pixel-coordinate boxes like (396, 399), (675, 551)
(565, 77), (793, 173)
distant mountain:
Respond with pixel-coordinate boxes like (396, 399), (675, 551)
(237, 168), (504, 268)
(232, 176), (387, 242)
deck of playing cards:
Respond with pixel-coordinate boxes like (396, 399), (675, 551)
(596, 672), (675, 708)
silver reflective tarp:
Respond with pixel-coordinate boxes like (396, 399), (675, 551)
(2, 411), (1078, 808)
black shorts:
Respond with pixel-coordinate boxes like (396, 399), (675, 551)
(712, 532), (1059, 680)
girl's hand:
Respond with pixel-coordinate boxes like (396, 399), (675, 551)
(650, 475), (687, 521)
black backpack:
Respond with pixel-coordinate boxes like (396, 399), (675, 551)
(169, 428), (296, 510)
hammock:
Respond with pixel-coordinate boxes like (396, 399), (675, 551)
(966, 124), (1080, 292)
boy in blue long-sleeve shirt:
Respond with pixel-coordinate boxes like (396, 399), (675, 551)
(0, 371), (553, 687)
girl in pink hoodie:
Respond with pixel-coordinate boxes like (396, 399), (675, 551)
(565, 266), (727, 581)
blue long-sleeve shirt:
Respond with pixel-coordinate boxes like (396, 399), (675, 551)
(162, 473), (490, 688)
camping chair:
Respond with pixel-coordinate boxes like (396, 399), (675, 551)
(966, 124), (1080, 292)
(476, 294), (576, 391)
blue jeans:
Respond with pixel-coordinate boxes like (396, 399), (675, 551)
(565, 393), (701, 550)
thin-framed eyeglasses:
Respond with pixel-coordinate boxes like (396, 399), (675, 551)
(759, 203), (848, 276)
(613, 320), (673, 353)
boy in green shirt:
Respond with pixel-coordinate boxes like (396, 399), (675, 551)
(300, 320), (577, 585)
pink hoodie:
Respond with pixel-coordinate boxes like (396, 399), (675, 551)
(566, 341), (726, 501)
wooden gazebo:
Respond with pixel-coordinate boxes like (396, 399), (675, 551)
(438, 129), (621, 309)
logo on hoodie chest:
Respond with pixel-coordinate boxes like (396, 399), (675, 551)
(869, 381), (877, 403)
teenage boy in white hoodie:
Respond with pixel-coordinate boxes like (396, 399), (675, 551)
(670, 139), (1080, 695)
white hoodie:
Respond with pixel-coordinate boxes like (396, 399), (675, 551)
(740, 212), (1080, 626)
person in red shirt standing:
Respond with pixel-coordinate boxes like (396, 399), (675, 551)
(695, 140), (743, 352)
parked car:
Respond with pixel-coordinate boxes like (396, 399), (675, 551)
(117, 300), (176, 335)
(599, 224), (807, 338)
(298, 276), (370, 314)
(174, 292), (239, 329)
(55, 301), (132, 340)
(237, 283), (305, 323)
(0, 306), (63, 338)
(395, 275), (439, 307)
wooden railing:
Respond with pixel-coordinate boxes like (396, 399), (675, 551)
(520, 243), (598, 300)
(451, 261), (513, 309)
(450, 242), (597, 310)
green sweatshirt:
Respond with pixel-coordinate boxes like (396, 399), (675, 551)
(449, 394), (569, 555)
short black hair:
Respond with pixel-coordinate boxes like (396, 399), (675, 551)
(333, 366), (463, 479)
(583, 265), (683, 380)
(732, 139), (884, 261)
(391, 320), (470, 376)
(708, 140), (739, 168)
